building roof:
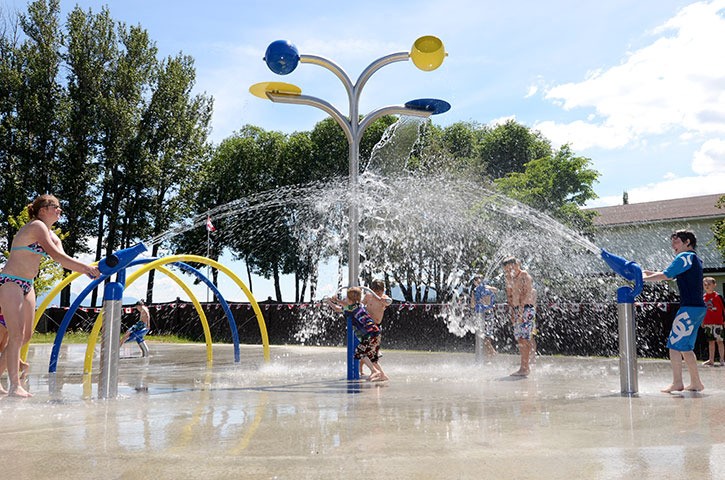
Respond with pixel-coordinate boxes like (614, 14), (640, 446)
(590, 193), (725, 227)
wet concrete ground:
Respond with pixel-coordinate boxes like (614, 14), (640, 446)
(2, 343), (725, 480)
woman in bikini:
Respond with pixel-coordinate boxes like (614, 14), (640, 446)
(0, 194), (100, 397)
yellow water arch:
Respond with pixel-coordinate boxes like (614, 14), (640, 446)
(27, 255), (270, 371)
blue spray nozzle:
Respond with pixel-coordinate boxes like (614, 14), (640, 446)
(98, 243), (148, 276)
(600, 248), (644, 300)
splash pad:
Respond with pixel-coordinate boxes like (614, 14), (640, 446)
(24, 245), (270, 398)
(8, 133), (715, 480)
(7, 343), (725, 479)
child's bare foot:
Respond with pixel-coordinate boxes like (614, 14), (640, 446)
(661, 384), (684, 393)
(702, 360), (714, 367)
(0, 384), (7, 395)
(510, 369), (529, 377)
(370, 373), (389, 382)
(685, 382), (704, 392)
(8, 384), (33, 398)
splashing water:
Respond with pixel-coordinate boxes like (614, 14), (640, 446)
(148, 117), (624, 346)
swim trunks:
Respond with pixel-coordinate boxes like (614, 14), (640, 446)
(354, 334), (381, 363)
(667, 306), (706, 351)
(702, 324), (724, 342)
(513, 305), (536, 340)
(125, 321), (149, 343)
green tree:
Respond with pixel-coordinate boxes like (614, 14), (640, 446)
(138, 53), (213, 302)
(61, 5), (115, 257)
(494, 144), (599, 229)
(477, 119), (552, 180)
(174, 127), (275, 295)
(0, 11), (27, 250)
(309, 115), (397, 178)
(94, 21), (156, 262)
(16, 0), (64, 194)
(0, 1), (64, 246)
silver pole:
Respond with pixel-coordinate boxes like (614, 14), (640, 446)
(348, 139), (360, 288)
(474, 332), (484, 364)
(206, 215), (211, 303)
(617, 302), (638, 395)
(99, 283), (123, 399)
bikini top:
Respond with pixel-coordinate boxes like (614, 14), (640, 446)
(10, 242), (50, 259)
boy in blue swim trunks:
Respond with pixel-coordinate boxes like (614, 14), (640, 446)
(120, 300), (151, 357)
(503, 257), (537, 377)
(643, 230), (706, 393)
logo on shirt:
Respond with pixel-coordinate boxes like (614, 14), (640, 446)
(679, 253), (693, 268)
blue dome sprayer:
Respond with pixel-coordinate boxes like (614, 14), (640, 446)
(600, 249), (644, 396)
(97, 242), (148, 399)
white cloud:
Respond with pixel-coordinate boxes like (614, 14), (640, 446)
(535, 119), (634, 150)
(587, 171), (725, 207)
(539, 0), (725, 151)
(692, 138), (725, 174)
(489, 115), (516, 127)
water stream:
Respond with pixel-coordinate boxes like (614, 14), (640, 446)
(140, 117), (629, 349)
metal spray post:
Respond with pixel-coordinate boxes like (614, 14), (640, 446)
(97, 243), (148, 399)
(601, 249), (644, 396)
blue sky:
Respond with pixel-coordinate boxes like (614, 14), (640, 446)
(7, 0), (725, 302)
(6, 0), (719, 206)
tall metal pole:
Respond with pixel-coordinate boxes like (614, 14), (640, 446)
(96, 243), (148, 398)
(348, 135), (360, 289)
(617, 293), (638, 395)
(600, 249), (643, 396)
(347, 139), (361, 380)
(257, 39), (448, 380)
(98, 279), (123, 399)
(206, 218), (211, 303)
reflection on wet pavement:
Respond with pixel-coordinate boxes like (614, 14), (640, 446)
(2, 344), (725, 479)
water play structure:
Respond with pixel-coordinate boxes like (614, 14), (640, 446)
(17, 36), (666, 402)
(25, 243), (270, 398)
(600, 249), (645, 394)
(251, 36), (450, 380)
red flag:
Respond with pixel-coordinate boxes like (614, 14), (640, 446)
(206, 216), (216, 232)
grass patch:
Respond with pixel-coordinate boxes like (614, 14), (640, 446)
(31, 331), (198, 344)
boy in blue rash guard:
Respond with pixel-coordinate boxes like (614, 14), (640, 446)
(643, 230), (706, 393)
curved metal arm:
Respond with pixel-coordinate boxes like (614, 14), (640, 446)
(266, 92), (353, 145)
(300, 55), (354, 102)
(355, 52), (410, 100)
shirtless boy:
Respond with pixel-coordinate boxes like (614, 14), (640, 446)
(361, 279), (392, 377)
(503, 257), (537, 377)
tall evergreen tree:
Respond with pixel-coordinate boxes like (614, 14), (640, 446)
(138, 53), (212, 302)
